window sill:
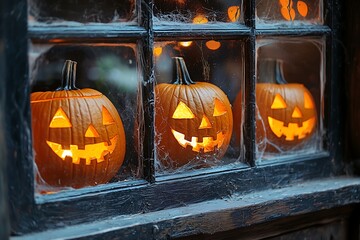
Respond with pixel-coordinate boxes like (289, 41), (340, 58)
(14, 176), (360, 240)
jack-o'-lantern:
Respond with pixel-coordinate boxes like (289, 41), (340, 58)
(31, 60), (126, 188)
(233, 59), (317, 152)
(155, 57), (233, 168)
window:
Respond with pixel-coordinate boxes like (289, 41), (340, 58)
(3, 0), (357, 237)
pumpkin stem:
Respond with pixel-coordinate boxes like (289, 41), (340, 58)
(257, 59), (288, 84)
(58, 60), (79, 90)
(172, 57), (195, 85)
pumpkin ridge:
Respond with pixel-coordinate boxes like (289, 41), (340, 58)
(48, 91), (58, 161)
(198, 84), (227, 135)
(84, 96), (96, 147)
(68, 95), (75, 152)
(191, 83), (209, 133)
(185, 84), (196, 137)
(30, 94), (104, 103)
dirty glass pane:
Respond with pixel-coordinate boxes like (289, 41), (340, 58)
(255, 37), (324, 161)
(153, 0), (243, 25)
(256, 0), (323, 26)
(29, 43), (141, 194)
(154, 39), (244, 174)
(28, 0), (137, 25)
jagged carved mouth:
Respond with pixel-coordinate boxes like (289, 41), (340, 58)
(268, 117), (316, 141)
(171, 129), (225, 153)
(46, 135), (118, 165)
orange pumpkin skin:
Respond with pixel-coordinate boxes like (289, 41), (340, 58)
(155, 57), (233, 168)
(31, 60), (126, 188)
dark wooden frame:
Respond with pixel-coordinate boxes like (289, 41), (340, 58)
(0, 1), (10, 238)
(1, 0), (359, 238)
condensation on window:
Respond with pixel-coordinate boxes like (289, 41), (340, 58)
(153, 40), (245, 174)
(29, 43), (141, 195)
(28, 0), (137, 25)
(153, 0), (243, 25)
(254, 37), (325, 161)
(256, 0), (323, 27)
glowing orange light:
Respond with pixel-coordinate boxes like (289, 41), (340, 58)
(297, 1), (308, 17)
(205, 40), (221, 50)
(304, 92), (314, 109)
(279, 0), (308, 21)
(291, 106), (303, 118)
(260, 87), (317, 142)
(227, 6), (240, 22)
(279, 0), (293, 7)
(199, 115), (212, 129)
(172, 101), (195, 119)
(279, 0), (295, 21)
(193, 14), (208, 24)
(179, 41), (193, 47)
(271, 93), (287, 109)
(153, 47), (163, 57)
(49, 107), (72, 128)
(171, 129), (226, 153)
(49, 39), (66, 43)
(85, 124), (100, 137)
(281, 6), (296, 21)
(47, 135), (118, 165)
(213, 98), (227, 116)
(170, 99), (229, 153)
(176, 0), (186, 5)
(46, 106), (119, 165)
(268, 116), (316, 141)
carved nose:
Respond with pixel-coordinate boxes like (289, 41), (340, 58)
(199, 115), (212, 129)
(85, 124), (100, 137)
(291, 106), (303, 118)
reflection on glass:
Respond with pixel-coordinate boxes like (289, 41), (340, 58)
(154, 0), (243, 24)
(256, 0), (323, 25)
(29, 44), (140, 194)
(154, 40), (244, 174)
(254, 38), (324, 160)
(28, 0), (137, 25)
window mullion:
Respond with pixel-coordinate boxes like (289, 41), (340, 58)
(142, 0), (156, 183)
(244, 35), (256, 167)
(243, 0), (256, 166)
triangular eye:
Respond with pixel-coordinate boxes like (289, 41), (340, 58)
(304, 91), (314, 109)
(271, 94), (287, 109)
(213, 98), (227, 116)
(102, 106), (115, 125)
(172, 101), (195, 119)
(50, 107), (72, 128)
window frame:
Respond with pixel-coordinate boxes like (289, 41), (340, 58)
(2, 0), (355, 236)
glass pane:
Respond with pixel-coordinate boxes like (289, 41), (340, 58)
(29, 43), (141, 194)
(254, 37), (324, 161)
(154, 39), (244, 174)
(154, 0), (243, 25)
(28, 0), (137, 25)
(256, 0), (323, 26)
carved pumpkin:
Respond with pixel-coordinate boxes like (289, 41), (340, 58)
(155, 57), (233, 168)
(233, 59), (317, 152)
(31, 60), (126, 188)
